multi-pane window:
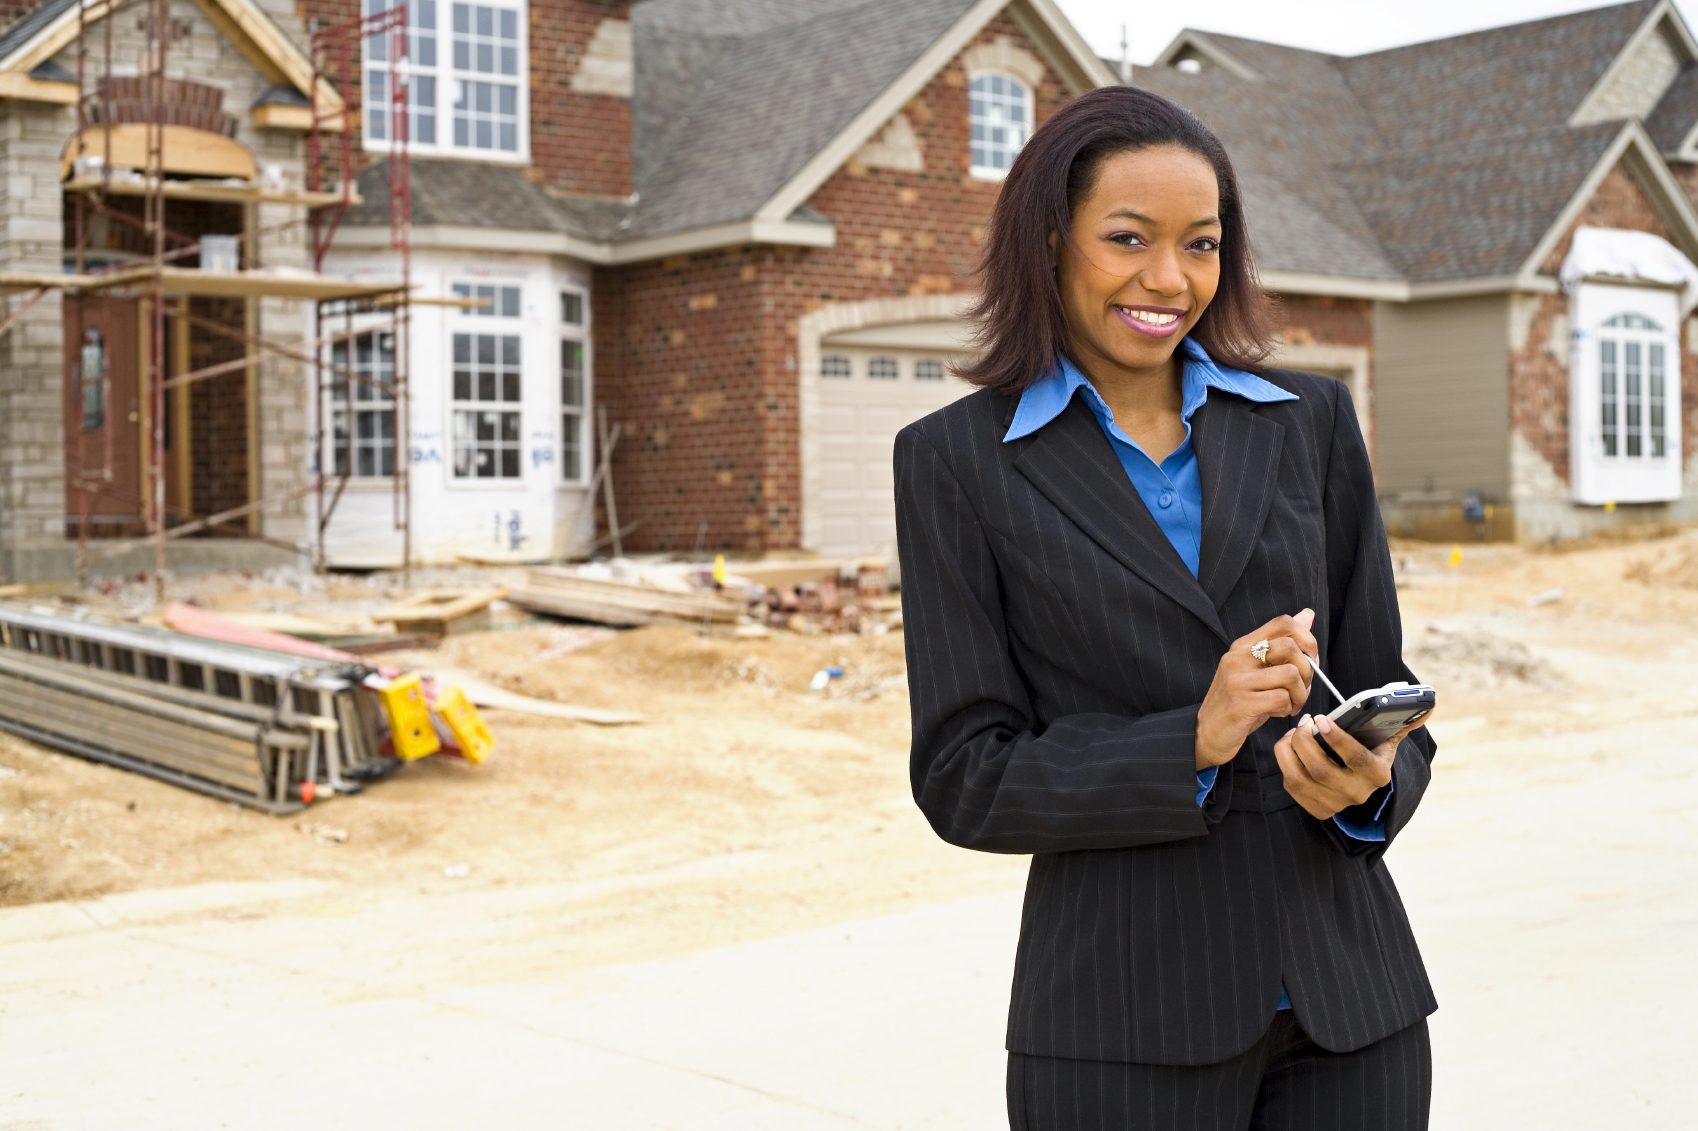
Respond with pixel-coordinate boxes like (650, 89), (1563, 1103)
(914, 359), (945, 381)
(363, 0), (526, 158)
(969, 73), (1032, 177)
(560, 288), (588, 482)
(867, 357), (899, 380)
(1598, 312), (1668, 461)
(821, 355), (851, 380)
(450, 282), (522, 479)
(328, 329), (396, 478)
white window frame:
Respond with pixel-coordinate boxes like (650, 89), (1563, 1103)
(362, 0), (530, 163)
(1568, 281), (1683, 504)
(321, 313), (398, 482)
(448, 279), (526, 483)
(559, 286), (591, 485)
(967, 70), (1033, 181)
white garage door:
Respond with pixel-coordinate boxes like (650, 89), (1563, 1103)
(815, 348), (972, 562)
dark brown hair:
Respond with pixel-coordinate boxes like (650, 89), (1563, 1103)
(955, 85), (1281, 393)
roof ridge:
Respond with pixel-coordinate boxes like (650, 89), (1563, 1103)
(1343, 0), (1658, 63)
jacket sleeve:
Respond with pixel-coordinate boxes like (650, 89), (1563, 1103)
(1318, 378), (1436, 862)
(894, 423), (1231, 855)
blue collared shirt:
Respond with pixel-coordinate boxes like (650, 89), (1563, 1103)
(1003, 337), (1388, 1011)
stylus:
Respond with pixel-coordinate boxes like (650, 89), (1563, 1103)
(1304, 654), (1347, 707)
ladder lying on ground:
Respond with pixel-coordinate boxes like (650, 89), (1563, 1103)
(0, 605), (392, 814)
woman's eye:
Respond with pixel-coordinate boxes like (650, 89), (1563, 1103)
(1191, 237), (1221, 253)
(1108, 232), (1144, 247)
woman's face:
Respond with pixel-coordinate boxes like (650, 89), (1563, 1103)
(1052, 144), (1223, 390)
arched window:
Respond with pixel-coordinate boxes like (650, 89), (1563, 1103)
(1598, 311), (1668, 460)
(968, 72), (1031, 178)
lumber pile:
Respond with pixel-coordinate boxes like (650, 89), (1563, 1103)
(503, 557), (897, 635)
(506, 567), (744, 627)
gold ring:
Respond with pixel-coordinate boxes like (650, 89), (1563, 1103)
(1249, 639), (1271, 665)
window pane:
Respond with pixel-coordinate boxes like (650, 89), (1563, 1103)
(868, 357), (898, 380)
(915, 359), (944, 381)
(1624, 341), (1642, 458)
(1600, 340), (1617, 457)
(821, 355), (851, 379)
(561, 292), (584, 325)
(1649, 343), (1665, 459)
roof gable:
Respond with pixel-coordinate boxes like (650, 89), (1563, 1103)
(0, 0), (340, 114)
(626, 0), (1111, 242)
(1135, 1), (1698, 289)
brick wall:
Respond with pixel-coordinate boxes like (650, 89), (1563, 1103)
(294, 0), (634, 197)
(1517, 157), (1698, 484)
(529, 0), (632, 197)
(592, 14), (1069, 553)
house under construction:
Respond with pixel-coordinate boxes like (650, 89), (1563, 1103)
(0, 0), (414, 584)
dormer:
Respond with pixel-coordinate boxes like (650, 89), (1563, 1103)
(1148, 31), (1260, 80)
(1570, 0), (1698, 126)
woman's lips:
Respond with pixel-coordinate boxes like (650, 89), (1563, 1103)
(1113, 306), (1183, 338)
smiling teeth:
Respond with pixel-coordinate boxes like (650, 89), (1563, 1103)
(1120, 308), (1178, 326)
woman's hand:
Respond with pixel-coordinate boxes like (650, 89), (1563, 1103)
(1194, 610), (1318, 771)
(1272, 706), (1438, 820)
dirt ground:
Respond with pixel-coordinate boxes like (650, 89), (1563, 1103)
(3, 527), (1696, 975)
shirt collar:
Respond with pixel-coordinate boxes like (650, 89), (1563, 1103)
(1002, 335), (1298, 443)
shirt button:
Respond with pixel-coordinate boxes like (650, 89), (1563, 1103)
(1158, 492), (1174, 509)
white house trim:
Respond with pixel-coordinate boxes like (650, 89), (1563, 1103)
(755, 0), (1114, 227)
(333, 216), (838, 265)
(1516, 121), (1698, 288)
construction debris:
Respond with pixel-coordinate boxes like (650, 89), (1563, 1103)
(506, 567), (744, 627)
(372, 588), (506, 637)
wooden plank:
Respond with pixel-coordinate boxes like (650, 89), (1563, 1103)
(428, 669), (644, 726)
(59, 125), (258, 181)
(725, 559), (843, 588)
(372, 588), (506, 632)
(63, 176), (357, 209)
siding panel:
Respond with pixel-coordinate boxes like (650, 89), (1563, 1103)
(1372, 295), (1510, 497)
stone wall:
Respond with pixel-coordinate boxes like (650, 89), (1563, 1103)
(0, 0), (316, 577)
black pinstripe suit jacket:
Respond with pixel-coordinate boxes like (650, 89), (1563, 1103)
(893, 367), (1437, 1067)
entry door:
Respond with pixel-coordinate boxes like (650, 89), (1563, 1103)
(62, 294), (144, 533)
(815, 348), (970, 561)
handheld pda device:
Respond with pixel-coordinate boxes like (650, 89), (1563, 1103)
(1322, 681), (1435, 752)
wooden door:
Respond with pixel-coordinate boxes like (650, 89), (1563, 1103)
(63, 294), (143, 533)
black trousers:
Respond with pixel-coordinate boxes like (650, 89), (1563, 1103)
(1007, 1014), (1431, 1130)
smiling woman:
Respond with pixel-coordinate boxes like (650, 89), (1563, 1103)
(898, 84), (1438, 1130)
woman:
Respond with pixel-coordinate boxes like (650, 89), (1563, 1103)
(892, 86), (1438, 1129)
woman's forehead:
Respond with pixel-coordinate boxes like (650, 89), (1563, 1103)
(1082, 146), (1220, 222)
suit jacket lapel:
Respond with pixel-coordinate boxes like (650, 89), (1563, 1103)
(1010, 396), (1227, 642)
(1192, 393), (1285, 610)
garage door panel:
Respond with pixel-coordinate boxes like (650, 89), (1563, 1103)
(814, 347), (971, 560)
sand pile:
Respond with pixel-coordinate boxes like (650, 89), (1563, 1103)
(1624, 536), (1698, 590)
(1405, 624), (1566, 691)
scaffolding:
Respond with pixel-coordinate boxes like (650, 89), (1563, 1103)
(0, 0), (415, 595)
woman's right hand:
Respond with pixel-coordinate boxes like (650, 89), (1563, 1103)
(1194, 609), (1318, 770)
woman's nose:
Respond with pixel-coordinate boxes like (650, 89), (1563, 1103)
(1135, 245), (1187, 296)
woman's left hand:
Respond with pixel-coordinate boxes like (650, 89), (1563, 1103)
(1272, 708), (1438, 821)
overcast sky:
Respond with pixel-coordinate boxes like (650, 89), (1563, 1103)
(1056, 0), (1694, 66)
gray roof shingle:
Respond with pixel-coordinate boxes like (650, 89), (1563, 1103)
(348, 159), (634, 241)
(628, 0), (976, 239)
(0, 0), (76, 66)
(1647, 60), (1698, 150)
(1136, 1), (1667, 284)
